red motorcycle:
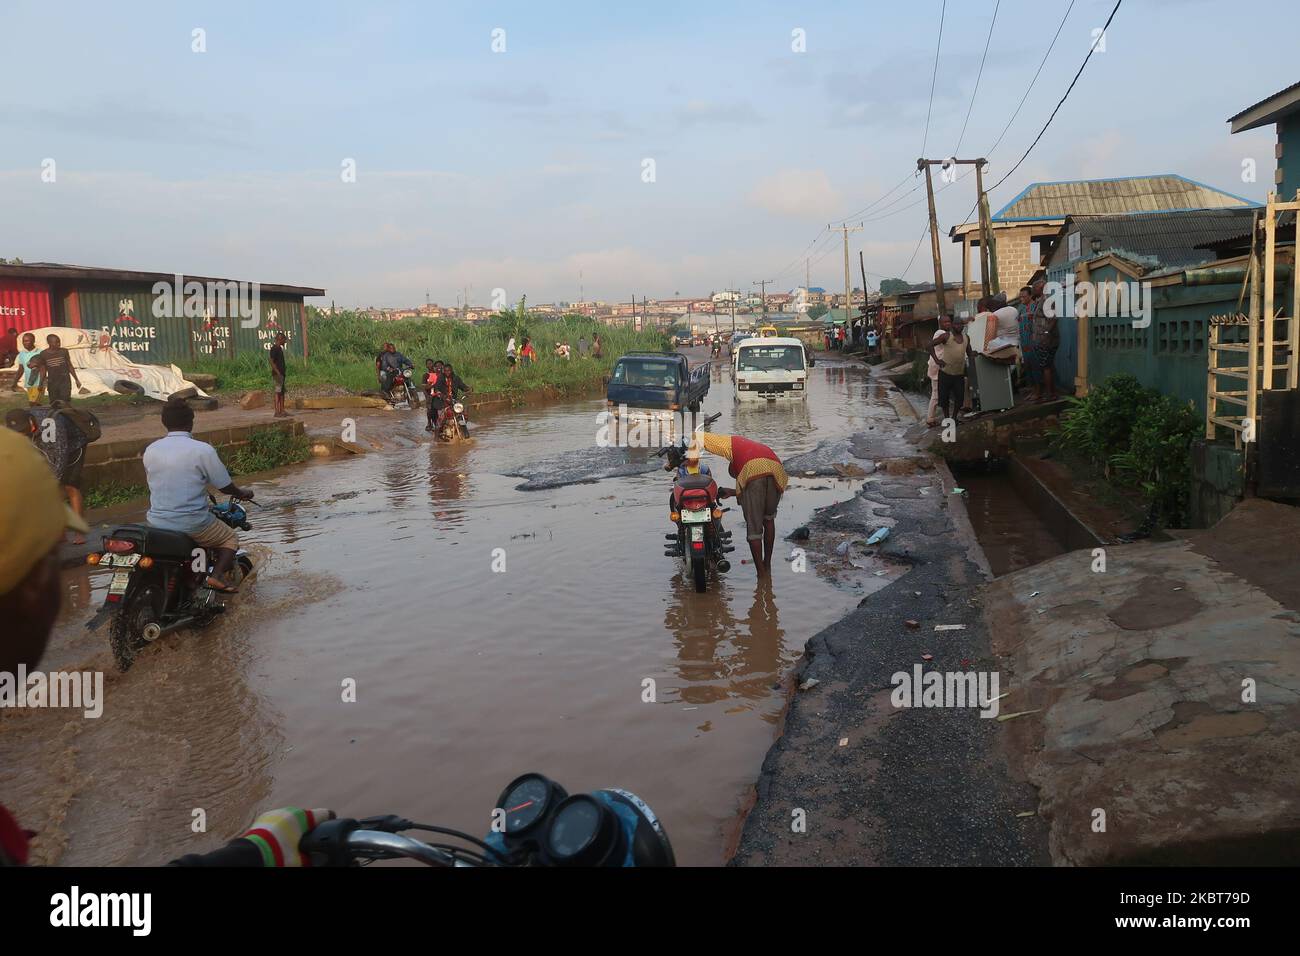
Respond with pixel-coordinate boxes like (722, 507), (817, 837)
(657, 434), (734, 593)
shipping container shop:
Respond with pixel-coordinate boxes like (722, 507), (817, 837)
(0, 262), (325, 365)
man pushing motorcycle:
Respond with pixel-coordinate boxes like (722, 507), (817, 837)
(696, 431), (787, 576)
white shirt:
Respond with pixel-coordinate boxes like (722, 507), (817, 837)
(927, 329), (945, 379)
(506, 337), (517, 357)
(144, 431), (233, 533)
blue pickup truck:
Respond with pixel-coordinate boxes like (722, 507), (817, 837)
(605, 351), (710, 414)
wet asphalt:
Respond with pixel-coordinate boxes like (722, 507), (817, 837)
(731, 391), (1052, 867)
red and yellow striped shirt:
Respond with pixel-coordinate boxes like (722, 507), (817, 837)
(699, 432), (788, 493)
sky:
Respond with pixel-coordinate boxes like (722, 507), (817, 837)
(1, 0), (1294, 308)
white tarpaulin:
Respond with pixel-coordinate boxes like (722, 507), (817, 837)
(2, 326), (208, 402)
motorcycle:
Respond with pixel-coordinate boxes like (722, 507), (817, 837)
(656, 417), (734, 593)
(84, 495), (256, 671)
(386, 364), (422, 409)
(710, 340), (722, 360)
(437, 400), (470, 441)
(301, 772), (674, 867)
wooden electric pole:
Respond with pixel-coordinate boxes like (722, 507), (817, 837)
(918, 157), (995, 312)
(829, 222), (862, 333)
(752, 279), (771, 322)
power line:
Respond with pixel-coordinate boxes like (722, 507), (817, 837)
(985, 0), (1077, 157)
(951, 0), (1115, 233)
(920, 0), (947, 159)
(834, 169), (917, 224)
(954, 0), (1001, 155)
(987, 0), (1122, 195)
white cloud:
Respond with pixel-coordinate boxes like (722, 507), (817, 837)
(747, 168), (842, 220)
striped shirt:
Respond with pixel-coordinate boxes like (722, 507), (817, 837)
(699, 432), (788, 493)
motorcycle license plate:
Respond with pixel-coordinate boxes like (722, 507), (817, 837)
(108, 571), (132, 595)
(690, 526), (705, 542)
(681, 509), (711, 524)
(100, 553), (140, 568)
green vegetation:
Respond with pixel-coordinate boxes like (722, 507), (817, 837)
(221, 426), (312, 476)
(1053, 373), (1201, 527)
(897, 354), (929, 392)
(85, 482), (148, 510)
(807, 304), (829, 321)
(187, 310), (671, 400)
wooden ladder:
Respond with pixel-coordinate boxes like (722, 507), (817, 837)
(1206, 190), (1300, 446)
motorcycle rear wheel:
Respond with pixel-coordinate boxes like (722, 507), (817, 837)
(109, 584), (163, 672)
(691, 554), (707, 593)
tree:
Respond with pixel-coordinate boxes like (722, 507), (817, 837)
(879, 278), (910, 295)
(807, 304), (829, 321)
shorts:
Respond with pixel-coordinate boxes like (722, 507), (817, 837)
(507, 355), (517, 366)
(57, 448), (85, 490)
(190, 517), (239, 552)
(272, 373), (286, 396)
(1036, 345), (1058, 372)
(738, 475), (782, 541)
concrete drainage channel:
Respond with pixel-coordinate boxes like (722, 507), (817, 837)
(951, 455), (1106, 576)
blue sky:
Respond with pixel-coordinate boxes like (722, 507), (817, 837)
(0, 0), (1293, 307)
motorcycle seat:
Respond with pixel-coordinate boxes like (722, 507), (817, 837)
(676, 474), (715, 492)
(112, 524), (199, 560)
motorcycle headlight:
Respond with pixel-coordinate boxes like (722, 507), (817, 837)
(453, 402), (464, 413)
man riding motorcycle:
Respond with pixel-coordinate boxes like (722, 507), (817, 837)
(423, 359), (446, 432)
(375, 342), (413, 399)
(433, 363), (471, 438)
(142, 400), (255, 593)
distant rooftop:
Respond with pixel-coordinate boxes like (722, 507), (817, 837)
(991, 174), (1260, 223)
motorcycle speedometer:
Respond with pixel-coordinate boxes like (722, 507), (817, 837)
(544, 794), (625, 866)
(496, 773), (566, 836)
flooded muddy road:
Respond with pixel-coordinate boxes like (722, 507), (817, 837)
(3, 353), (910, 866)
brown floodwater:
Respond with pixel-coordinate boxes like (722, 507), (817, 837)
(2, 356), (906, 866)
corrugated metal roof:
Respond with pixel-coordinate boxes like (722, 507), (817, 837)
(1228, 80), (1300, 131)
(0, 262), (324, 297)
(993, 174), (1260, 222)
(1047, 208), (1261, 272)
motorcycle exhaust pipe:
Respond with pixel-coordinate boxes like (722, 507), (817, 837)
(141, 617), (198, 642)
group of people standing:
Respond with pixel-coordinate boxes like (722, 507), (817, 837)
(2, 328), (84, 406)
(506, 333), (601, 372)
(923, 280), (1060, 427)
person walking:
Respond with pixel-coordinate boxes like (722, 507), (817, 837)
(34, 333), (83, 405)
(506, 335), (518, 374)
(14, 332), (43, 405)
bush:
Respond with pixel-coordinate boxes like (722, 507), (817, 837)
(1109, 395), (1201, 527)
(1053, 373), (1152, 471)
(1054, 373), (1199, 528)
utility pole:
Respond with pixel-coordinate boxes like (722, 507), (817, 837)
(830, 222), (862, 335)
(974, 160), (999, 296)
(918, 157), (993, 313)
(752, 280), (770, 323)
(730, 292), (736, 334)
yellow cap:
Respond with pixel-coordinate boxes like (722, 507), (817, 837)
(0, 427), (89, 593)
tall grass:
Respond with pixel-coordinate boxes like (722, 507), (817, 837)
(188, 312), (671, 398)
